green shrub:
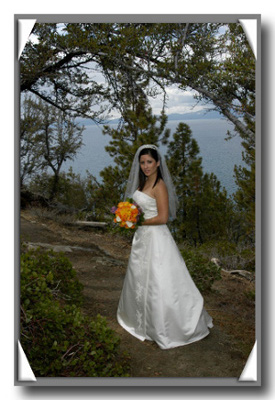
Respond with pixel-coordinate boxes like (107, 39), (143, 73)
(181, 248), (221, 292)
(28, 169), (88, 210)
(199, 240), (255, 272)
(244, 289), (255, 302)
(20, 248), (130, 377)
(21, 247), (83, 307)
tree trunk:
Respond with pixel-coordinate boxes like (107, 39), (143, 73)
(49, 172), (59, 201)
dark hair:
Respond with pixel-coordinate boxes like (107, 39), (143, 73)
(138, 148), (163, 191)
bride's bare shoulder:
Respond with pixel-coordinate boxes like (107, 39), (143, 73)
(154, 179), (168, 196)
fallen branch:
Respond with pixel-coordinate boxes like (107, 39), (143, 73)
(211, 258), (253, 280)
(221, 269), (253, 280)
(71, 221), (107, 228)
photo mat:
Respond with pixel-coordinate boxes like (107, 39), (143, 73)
(15, 13), (261, 387)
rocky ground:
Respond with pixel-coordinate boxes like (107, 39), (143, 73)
(20, 208), (255, 379)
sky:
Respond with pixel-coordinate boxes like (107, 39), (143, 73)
(22, 19), (257, 122)
(23, 21), (250, 120)
(149, 85), (204, 116)
(82, 59), (204, 118)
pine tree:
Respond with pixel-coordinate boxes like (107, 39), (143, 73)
(167, 123), (232, 245)
(92, 82), (170, 213)
(166, 123), (202, 241)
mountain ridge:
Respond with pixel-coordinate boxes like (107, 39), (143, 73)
(77, 109), (222, 126)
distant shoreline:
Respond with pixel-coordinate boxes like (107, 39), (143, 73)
(77, 110), (226, 127)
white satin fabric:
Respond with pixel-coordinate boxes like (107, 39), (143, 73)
(117, 190), (213, 350)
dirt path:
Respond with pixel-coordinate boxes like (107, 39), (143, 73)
(20, 209), (255, 378)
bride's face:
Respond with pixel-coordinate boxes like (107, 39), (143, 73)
(139, 154), (160, 178)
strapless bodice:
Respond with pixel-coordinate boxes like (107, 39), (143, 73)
(132, 190), (158, 220)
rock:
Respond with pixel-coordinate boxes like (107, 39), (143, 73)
(25, 242), (73, 253)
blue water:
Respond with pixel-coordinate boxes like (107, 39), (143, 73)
(62, 118), (245, 196)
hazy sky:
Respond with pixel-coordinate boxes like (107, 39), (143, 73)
(25, 22), (211, 119)
(22, 20), (256, 120)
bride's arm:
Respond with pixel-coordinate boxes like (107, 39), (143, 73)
(142, 181), (169, 225)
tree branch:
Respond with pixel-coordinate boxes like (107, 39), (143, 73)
(191, 85), (255, 138)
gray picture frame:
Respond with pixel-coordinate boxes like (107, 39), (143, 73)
(14, 13), (261, 388)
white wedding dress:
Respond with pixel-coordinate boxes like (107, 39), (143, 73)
(117, 190), (213, 350)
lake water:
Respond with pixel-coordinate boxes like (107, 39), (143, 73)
(62, 118), (245, 196)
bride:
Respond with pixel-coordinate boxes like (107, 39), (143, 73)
(117, 144), (213, 350)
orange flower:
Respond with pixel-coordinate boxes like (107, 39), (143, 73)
(111, 200), (144, 230)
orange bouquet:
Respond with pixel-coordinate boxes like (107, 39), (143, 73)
(111, 199), (144, 230)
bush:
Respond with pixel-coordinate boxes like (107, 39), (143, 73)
(21, 247), (84, 307)
(20, 248), (130, 377)
(199, 240), (255, 272)
(27, 169), (109, 222)
(181, 248), (221, 292)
